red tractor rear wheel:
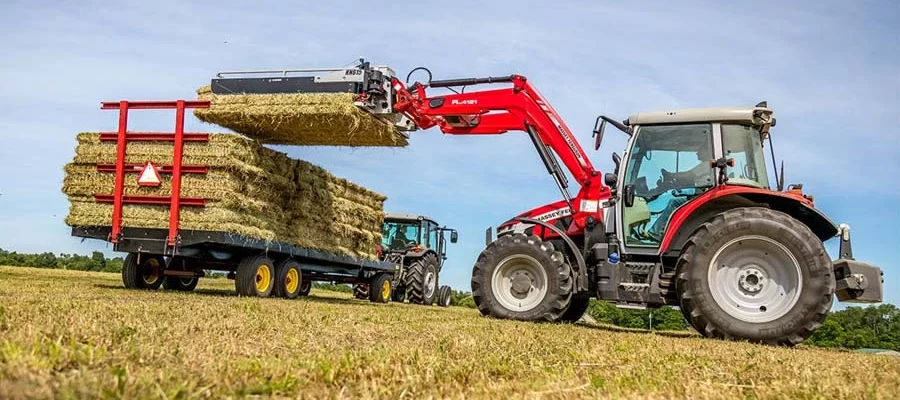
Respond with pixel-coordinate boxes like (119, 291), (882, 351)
(676, 207), (835, 346)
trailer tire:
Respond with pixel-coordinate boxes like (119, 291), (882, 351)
(163, 276), (199, 291)
(472, 233), (573, 322)
(676, 207), (835, 346)
(274, 259), (303, 299)
(235, 254), (276, 297)
(298, 280), (311, 296)
(437, 285), (452, 307)
(369, 273), (392, 303)
(404, 253), (439, 305)
(122, 253), (164, 290)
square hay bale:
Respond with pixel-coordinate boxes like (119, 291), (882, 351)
(62, 132), (387, 260)
(193, 85), (409, 147)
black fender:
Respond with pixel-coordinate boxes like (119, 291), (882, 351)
(513, 217), (589, 292)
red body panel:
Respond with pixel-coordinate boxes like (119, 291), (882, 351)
(659, 185), (814, 252)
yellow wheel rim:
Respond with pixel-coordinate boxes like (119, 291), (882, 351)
(381, 281), (391, 301)
(143, 259), (160, 285)
(256, 264), (272, 293)
(285, 268), (299, 294)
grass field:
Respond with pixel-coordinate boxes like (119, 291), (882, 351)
(1, 266), (897, 399)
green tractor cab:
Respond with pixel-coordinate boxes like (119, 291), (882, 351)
(361, 212), (457, 306)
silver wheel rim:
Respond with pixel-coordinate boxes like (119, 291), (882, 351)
(424, 271), (436, 298)
(708, 235), (802, 323)
(491, 254), (548, 312)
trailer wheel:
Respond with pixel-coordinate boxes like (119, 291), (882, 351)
(471, 233), (574, 322)
(122, 253), (164, 290)
(369, 273), (392, 303)
(298, 280), (311, 296)
(163, 276), (199, 291)
(404, 253), (439, 305)
(274, 259), (303, 299)
(437, 285), (452, 307)
(235, 254), (275, 297)
(676, 207), (835, 346)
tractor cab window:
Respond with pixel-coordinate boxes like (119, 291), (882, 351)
(622, 123), (714, 247)
(426, 221), (439, 250)
(382, 221), (420, 251)
(721, 124), (770, 189)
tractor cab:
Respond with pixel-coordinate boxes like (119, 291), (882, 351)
(376, 212), (459, 306)
(381, 212), (458, 262)
(596, 102), (782, 250)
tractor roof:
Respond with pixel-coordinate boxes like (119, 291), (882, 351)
(384, 211), (436, 224)
(626, 104), (774, 127)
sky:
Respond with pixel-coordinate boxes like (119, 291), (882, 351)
(0, 0), (897, 308)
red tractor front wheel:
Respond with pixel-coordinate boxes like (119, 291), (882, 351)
(471, 233), (574, 322)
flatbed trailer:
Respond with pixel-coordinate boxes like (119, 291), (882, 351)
(72, 226), (400, 301)
(67, 99), (400, 302)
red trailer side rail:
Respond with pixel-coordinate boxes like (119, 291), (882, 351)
(97, 100), (211, 248)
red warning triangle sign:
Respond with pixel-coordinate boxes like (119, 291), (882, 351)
(137, 161), (162, 187)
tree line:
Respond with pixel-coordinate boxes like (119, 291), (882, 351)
(2, 247), (895, 350)
(0, 248), (125, 273)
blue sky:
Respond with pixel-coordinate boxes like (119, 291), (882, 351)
(0, 0), (897, 307)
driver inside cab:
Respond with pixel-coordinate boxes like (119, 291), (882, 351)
(646, 144), (714, 240)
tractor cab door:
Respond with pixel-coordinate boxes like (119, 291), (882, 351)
(616, 123), (716, 251)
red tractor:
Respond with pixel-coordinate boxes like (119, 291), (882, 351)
(388, 71), (883, 346)
(208, 59), (883, 346)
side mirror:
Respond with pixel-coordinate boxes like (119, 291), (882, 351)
(612, 152), (621, 175)
(623, 184), (635, 207)
(604, 172), (618, 187)
(592, 117), (606, 151)
(450, 231), (458, 243)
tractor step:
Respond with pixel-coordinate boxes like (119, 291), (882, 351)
(619, 282), (650, 291)
(615, 302), (648, 310)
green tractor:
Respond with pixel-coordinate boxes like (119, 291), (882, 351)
(355, 212), (458, 306)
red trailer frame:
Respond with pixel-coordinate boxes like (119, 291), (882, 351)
(96, 100), (211, 250)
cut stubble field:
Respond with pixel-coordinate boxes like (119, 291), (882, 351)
(0, 266), (897, 399)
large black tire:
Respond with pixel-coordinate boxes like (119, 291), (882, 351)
(404, 253), (439, 305)
(234, 254), (276, 297)
(676, 207), (835, 346)
(556, 292), (591, 323)
(122, 253), (165, 290)
(273, 259), (302, 299)
(471, 233), (574, 321)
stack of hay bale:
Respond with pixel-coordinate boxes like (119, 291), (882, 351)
(193, 85), (409, 147)
(61, 132), (386, 260)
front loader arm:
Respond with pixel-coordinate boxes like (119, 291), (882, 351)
(392, 74), (597, 187)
